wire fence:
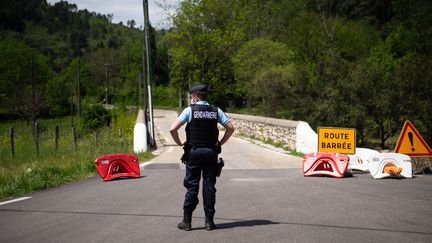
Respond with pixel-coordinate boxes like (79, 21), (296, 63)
(1, 121), (130, 163)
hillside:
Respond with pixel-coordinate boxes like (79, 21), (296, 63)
(1, 0), (432, 149)
(0, 0), (168, 119)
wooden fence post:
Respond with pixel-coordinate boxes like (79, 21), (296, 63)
(118, 128), (122, 144)
(54, 126), (59, 150)
(106, 126), (110, 144)
(34, 122), (39, 155)
(72, 127), (77, 150)
(9, 127), (14, 157)
(93, 130), (98, 146)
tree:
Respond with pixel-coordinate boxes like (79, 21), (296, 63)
(46, 75), (69, 117)
(256, 66), (296, 117)
(392, 0), (432, 56)
(167, 0), (247, 107)
(392, 55), (432, 145)
(308, 0), (394, 28)
(350, 28), (406, 149)
(84, 48), (120, 103)
(232, 38), (294, 110)
(0, 38), (50, 119)
(127, 19), (136, 29)
(0, 0), (47, 32)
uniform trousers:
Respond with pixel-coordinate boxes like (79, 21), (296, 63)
(183, 147), (218, 218)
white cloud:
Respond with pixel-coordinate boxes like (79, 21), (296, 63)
(46, 0), (179, 29)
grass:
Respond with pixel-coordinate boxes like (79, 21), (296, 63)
(237, 134), (305, 158)
(0, 112), (154, 200)
(262, 138), (305, 157)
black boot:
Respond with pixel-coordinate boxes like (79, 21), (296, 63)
(205, 216), (216, 230)
(177, 213), (192, 231)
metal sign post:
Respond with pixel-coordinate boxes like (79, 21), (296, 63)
(142, 0), (156, 148)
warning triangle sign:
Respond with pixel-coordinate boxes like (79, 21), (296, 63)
(395, 120), (432, 157)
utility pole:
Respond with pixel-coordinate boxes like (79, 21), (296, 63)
(104, 61), (110, 105)
(142, 0), (156, 148)
(77, 56), (81, 117)
(31, 54), (36, 136)
(138, 72), (142, 109)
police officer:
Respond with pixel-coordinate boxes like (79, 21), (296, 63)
(169, 84), (235, 231)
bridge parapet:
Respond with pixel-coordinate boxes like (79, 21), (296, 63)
(226, 113), (301, 151)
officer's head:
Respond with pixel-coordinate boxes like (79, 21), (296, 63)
(189, 84), (209, 102)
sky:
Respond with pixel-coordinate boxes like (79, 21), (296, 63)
(46, 0), (180, 30)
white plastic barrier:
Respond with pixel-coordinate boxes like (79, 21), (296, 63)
(133, 109), (147, 153)
(348, 148), (379, 172)
(368, 153), (412, 179)
(296, 122), (318, 154)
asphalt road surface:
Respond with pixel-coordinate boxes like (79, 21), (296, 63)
(0, 110), (431, 243)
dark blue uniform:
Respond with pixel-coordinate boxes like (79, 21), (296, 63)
(180, 103), (226, 219)
(173, 85), (232, 231)
(183, 146), (219, 217)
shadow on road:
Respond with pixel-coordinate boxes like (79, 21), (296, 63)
(105, 176), (146, 182)
(1, 208), (431, 236)
(216, 219), (279, 229)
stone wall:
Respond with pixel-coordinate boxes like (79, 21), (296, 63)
(226, 113), (301, 151)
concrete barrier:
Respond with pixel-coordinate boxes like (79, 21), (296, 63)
(134, 109), (147, 153)
(227, 113), (317, 154)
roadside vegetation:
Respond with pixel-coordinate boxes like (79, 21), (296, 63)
(0, 109), (153, 199)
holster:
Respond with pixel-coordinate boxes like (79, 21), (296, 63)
(216, 157), (224, 177)
(215, 141), (221, 154)
(181, 144), (191, 164)
(181, 142), (221, 165)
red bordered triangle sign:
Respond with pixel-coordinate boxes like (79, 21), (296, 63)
(395, 120), (432, 157)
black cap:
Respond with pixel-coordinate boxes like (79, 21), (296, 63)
(189, 84), (209, 94)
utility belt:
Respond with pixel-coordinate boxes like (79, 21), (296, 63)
(181, 142), (221, 163)
(187, 142), (221, 152)
(181, 142), (224, 177)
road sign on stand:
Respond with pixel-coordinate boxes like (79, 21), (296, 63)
(318, 127), (356, 154)
(395, 120), (432, 157)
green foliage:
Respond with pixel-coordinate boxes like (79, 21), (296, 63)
(152, 85), (178, 108)
(335, 20), (380, 61)
(165, 0), (432, 149)
(0, 113), (154, 199)
(1, 0), (167, 120)
(0, 37), (51, 119)
(167, 0), (247, 97)
(233, 39), (293, 94)
(80, 104), (111, 130)
(232, 38), (297, 114)
(45, 75), (70, 117)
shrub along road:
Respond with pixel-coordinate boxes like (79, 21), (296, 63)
(0, 110), (431, 242)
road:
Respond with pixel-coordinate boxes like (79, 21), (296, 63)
(147, 109), (301, 170)
(0, 110), (431, 242)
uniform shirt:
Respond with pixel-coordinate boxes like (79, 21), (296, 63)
(177, 101), (230, 126)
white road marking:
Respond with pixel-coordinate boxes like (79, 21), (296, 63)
(0, 197), (32, 206)
(230, 178), (293, 182)
(262, 147), (293, 157)
(139, 162), (153, 168)
(166, 146), (174, 153)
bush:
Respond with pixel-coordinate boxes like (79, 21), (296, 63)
(81, 104), (111, 130)
(152, 85), (178, 108)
